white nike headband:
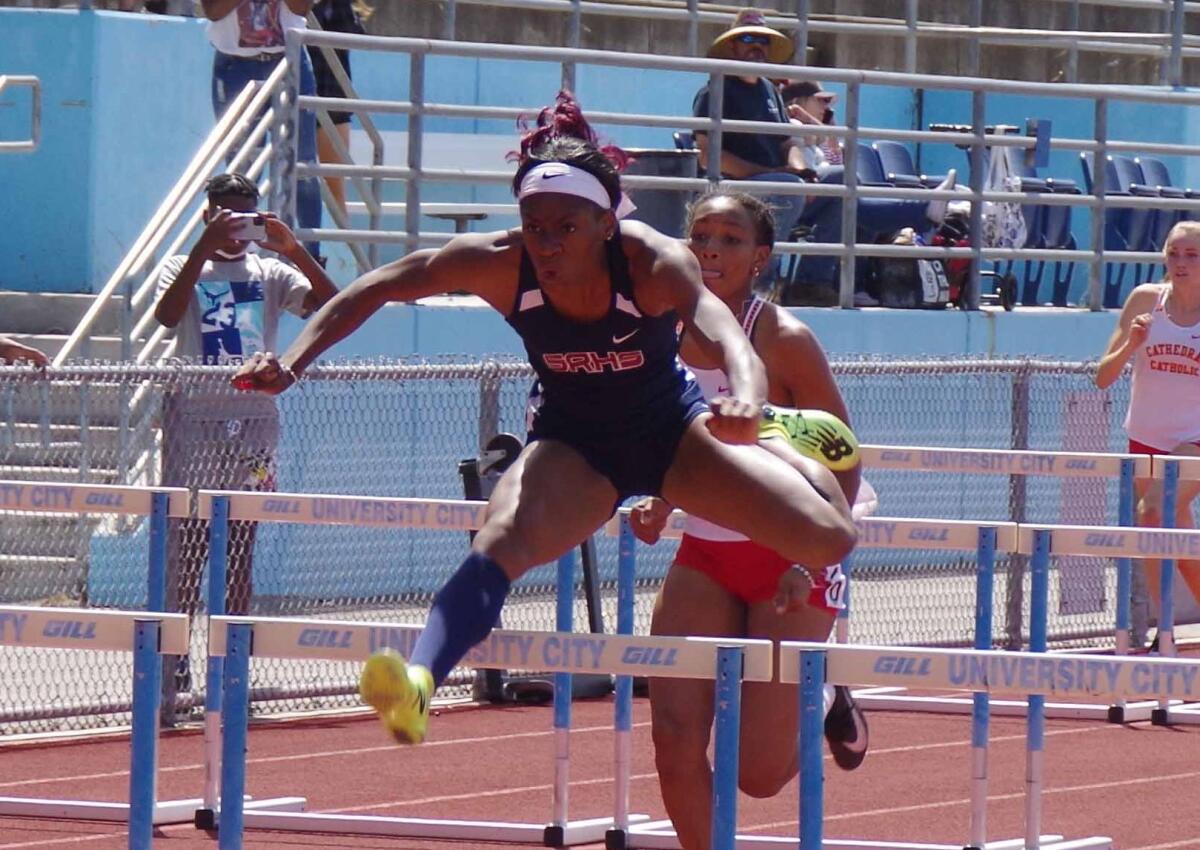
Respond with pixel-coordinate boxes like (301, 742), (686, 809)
(517, 162), (637, 219)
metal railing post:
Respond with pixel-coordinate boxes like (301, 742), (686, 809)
(794, 0), (811, 65)
(1004, 363), (1032, 649)
(444, 0), (458, 41)
(967, 89), (986, 311)
(563, 0), (582, 92)
(1170, 0), (1186, 87)
(838, 82), (861, 309)
(406, 52), (425, 256)
(270, 35), (302, 227)
(1066, 0), (1080, 83)
(1088, 98), (1108, 311)
(905, 0), (919, 74)
(687, 0), (699, 58)
(968, 0), (983, 76)
(706, 73), (724, 187)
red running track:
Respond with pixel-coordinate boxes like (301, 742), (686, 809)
(1, 697), (1198, 850)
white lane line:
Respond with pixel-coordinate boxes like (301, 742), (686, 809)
(0, 720), (648, 790)
(0, 714), (1116, 793)
(1122, 839), (1200, 850)
(0, 833), (121, 849)
(740, 768), (1200, 833)
(322, 725), (1122, 814)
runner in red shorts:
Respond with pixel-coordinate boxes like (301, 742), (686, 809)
(630, 192), (868, 850)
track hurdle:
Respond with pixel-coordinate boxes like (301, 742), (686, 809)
(207, 613), (773, 850)
(851, 448), (1161, 721)
(785, 642), (1200, 850)
(1139, 455), (1200, 725)
(0, 480), (210, 830)
(1015, 519), (1200, 725)
(858, 446), (1152, 650)
(0, 605), (190, 850)
(602, 509), (1024, 850)
(197, 488), (730, 847)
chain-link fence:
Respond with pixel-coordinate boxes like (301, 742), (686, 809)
(0, 356), (1136, 735)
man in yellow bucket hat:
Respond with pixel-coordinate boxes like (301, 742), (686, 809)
(706, 7), (795, 65)
(693, 9), (810, 289)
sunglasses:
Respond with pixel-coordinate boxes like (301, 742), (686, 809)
(735, 34), (772, 46)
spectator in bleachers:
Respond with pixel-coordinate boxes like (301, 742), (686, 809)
(308, 0), (372, 215)
(1095, 219), (1200, 644)
(781, 80), (841, 178)
(0, 336), (48, 367)
(693, 8), (813, 289)
(151, 172), (337, 692)
(203, 0), (322, 259)
(695, 13), (952, 305)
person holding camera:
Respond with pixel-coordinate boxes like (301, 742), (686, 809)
(151, 172), (336, 699)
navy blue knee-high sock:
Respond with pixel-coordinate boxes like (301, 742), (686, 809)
(411, 551), (511, 687)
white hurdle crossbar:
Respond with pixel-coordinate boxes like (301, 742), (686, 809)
(0, 605), (190, 850)
(207, 614), (773, 850)
(783, 642), (1200, 850)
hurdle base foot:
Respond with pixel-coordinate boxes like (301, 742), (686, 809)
(1152, 707), (1171, 726)
(1107, 705), (1126, 724)
(194, 808), (216, 830)
(544, 825), (565, 847)
(605, 827), (627, 850)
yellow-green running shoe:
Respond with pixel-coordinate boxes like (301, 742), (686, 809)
(760, 406), (860, 472)
(359, 649), (434, 744)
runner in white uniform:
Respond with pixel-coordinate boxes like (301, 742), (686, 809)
(631, 192), (868, 850)
(1096, 219), (1200, 640)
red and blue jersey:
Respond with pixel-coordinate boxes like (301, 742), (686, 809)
(507, 235), (706, 500)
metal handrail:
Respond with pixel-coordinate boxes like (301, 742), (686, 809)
(0, 75), (41, 154)
(55, 62), (288, 367)
(436, 0), (1195, 82)
(282, 30), (1200, 312)
(305, 10), (385, 269)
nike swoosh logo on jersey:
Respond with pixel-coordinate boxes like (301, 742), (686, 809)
(717, 385), (730, 394)
(613, 330), (638, 344)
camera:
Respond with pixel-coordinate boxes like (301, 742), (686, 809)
(823, 108), (835, 125)
(228, 212), (267, 242)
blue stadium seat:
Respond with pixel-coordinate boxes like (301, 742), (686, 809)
(870, 141), (931, 189)
(855, 143), (893, 187)
(1081, 153), (1151, 307)
(1138, 156), (1188, 255)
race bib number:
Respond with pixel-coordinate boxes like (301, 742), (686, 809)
(809, 563), (847, 613)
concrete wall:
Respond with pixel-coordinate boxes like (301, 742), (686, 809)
(374, 0), (1195, 86)
(0, 9), (211, 293)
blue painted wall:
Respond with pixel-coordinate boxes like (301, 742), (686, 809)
(0, 10), (97, 292)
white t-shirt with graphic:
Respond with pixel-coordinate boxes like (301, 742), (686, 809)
(208, 0), (306, 57)
(153, 253), (312, 365)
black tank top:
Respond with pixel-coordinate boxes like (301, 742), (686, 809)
(506, 234), (693, 432)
